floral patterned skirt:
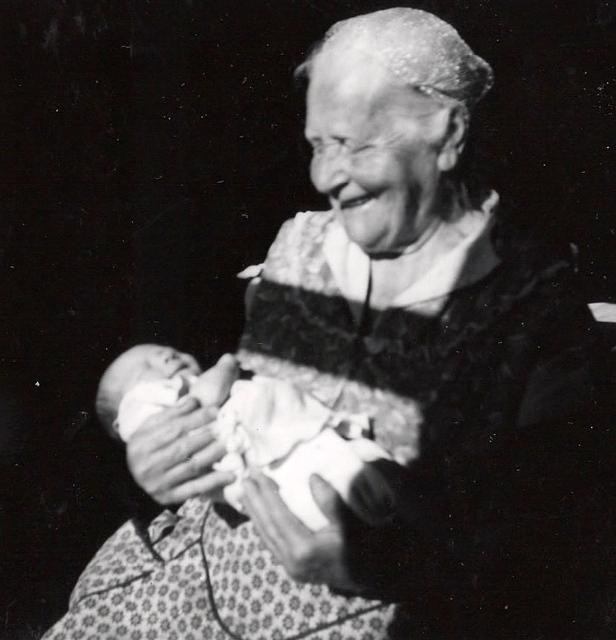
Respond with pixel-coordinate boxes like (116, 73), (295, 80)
(42, 496), (401, 639)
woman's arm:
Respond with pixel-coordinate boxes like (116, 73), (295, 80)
(240, 463), (439, 600)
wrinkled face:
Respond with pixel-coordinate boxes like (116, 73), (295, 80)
(108, 344), (202, 399)
(305, 48), (449, 254)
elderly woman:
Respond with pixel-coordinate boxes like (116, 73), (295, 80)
(44, 8), (599, 639)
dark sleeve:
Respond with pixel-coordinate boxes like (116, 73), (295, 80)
(516, 295), (599, 427)
(352, 300), (613, 637)
(434, 301), (611, 636)
(351, 421), (613, 638)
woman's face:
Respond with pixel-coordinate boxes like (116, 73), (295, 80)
(305, 49), (450, 254)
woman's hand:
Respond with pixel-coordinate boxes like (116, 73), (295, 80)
(126, 397), (235, 505)
(241, 473), (359, 591)
(241, 472), (402, 594)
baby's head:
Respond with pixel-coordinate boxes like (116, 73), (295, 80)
(96, 344), (202, 435)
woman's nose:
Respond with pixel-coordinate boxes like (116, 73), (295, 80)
(310, 151), (350, 197)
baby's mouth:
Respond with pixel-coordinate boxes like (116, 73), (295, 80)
(172, 363), (193, 378)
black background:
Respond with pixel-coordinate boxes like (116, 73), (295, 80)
(1, 1), (614, 637)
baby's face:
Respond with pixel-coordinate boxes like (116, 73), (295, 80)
(111, 344), (202, 398)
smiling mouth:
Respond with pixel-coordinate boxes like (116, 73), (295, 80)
(339, 195), (373, 210)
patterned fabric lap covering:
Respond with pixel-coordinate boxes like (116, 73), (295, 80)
(43, 496), (398, 640)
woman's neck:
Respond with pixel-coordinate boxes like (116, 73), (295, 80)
(366, 189), (466, 309)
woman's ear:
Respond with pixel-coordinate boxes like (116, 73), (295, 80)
(437, 105), (468, 172)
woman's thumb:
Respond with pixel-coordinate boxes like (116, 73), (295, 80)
(309, 474), (347, 524)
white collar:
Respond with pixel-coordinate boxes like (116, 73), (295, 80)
(322, 190), (501, 317)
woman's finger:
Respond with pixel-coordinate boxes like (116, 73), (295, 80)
(241, 480), (285, 559)
(135, 396), (201, 433)
(309, 474), (348, 524)
(153, 406), (218, 450)
(133, 405), (217, 452)
(160, 440), (228, 486)
(157, 425), (218, 472)
(241, 477), (290, 561)
(130, 423), (215, 481)
(162, 469), (236, 505)
(242, 474), (310, 559)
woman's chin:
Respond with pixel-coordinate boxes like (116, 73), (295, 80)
(337, 214), (379, 253)
(342, 228), (376, 252)
(341, 219), (392, 253)
(337, 203), (409, 254)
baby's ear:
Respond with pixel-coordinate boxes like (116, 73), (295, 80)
(95, 391), (122, 440)
(110, 418), (123, 441)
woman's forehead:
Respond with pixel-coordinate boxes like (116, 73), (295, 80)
(307, 48), (388, 106)
(305, 51), (440, 138)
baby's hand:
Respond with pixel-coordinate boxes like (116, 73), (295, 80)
(190, 354), (240, 408)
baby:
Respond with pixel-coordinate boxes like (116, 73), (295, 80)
(96, 344), (391, 530)
(95, 344), (238, 442)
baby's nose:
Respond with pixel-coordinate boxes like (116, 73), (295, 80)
(153, 348), (180, 368)
(164, 349), (179, 362)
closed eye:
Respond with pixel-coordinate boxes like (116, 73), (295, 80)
(351, 144), (374, 154)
